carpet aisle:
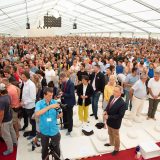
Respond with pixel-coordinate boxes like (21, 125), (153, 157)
(0, 141), (17, 160)
(84, 143), (160, 160)
(0, 140), (160, 160)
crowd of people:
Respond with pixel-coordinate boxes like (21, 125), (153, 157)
(0, 36), (160, 159)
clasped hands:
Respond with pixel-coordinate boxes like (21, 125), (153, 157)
(103, 111), (108, 120)
(81, 95), (88, 99)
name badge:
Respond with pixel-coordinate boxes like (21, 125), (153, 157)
(47, 118), (52, 122)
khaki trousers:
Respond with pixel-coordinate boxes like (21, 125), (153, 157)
(108, 126), (120, 151)
(131, 96), (145, 120)
(1, 120), (17, 151)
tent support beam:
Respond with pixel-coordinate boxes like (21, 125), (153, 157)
(94, 0), (160, 30)
(68, 0), (150, 33)
(133, 0), (160, 14)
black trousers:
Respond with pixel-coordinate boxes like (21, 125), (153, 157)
(22, 108), (28, 128)
(41, 133), (61, 160)
(23, 108), (36, 136)
(62, 106), (73, 132)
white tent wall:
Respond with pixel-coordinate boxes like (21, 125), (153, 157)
(67, 32), (160, 39)
(27, 28), (55, 37)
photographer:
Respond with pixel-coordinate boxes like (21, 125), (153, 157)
(35, 87), (62, 160)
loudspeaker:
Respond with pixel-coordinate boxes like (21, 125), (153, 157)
(73, 23), (77, 29)
(26, 23), (30, 29)
(44, 16), (61, 27)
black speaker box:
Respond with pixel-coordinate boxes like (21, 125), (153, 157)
(73, 23), (77, 29)
(26, 23), (30, 29)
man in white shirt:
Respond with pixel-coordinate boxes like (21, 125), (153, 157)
(20, 71), (36, 137)
(147, 71), (160, 120)
(129, 73), (147, 120)
(45, 62), (55, 84)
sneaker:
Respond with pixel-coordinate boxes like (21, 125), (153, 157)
(3, 150), (13, 156)
(27, 136), (35, 140)
(90, 114), (94, 116)
(66, 132), (71, 136)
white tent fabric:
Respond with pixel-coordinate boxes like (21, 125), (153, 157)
(0, 0), (160, 37)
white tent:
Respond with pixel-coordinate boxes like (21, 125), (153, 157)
(0, 0), (160, 38)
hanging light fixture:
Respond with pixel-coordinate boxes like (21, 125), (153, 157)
(37, 20), (42, 29)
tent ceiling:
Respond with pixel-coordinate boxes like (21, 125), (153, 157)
(0, 0), (160, 35)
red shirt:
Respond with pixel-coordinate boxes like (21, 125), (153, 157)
(13, 72), (20, 82)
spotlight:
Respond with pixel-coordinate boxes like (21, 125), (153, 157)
(26, 22), (30, 29)
(73, 23), (77, 29)
(26, 17), (30, 29)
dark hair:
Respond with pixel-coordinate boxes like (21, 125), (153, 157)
(132, 67), (137, 73)
(81, 63), (85, 68)
(0, 89), (8, 95)
(118, 60), (123, 63)
(3, 66), (11, 74)
(22, 71), (30, 79)
(81, 75), (89, 81)
(48, 81), (55, 88)
(140, 61), (144, 65)
(13, 66), (17, 72)
(36, 70), (45, 77)
(43, 87), (53, 95)
(107, 66), (115, 72)
(133, 62), (137, 67)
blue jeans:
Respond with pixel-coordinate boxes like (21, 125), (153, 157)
(91, 91), (101, 117)
(124, 90), (132, 110)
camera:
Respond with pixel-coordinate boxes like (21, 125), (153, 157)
(57, 102), (67, 110)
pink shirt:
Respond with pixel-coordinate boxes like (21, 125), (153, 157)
(7, 85), (20, 108)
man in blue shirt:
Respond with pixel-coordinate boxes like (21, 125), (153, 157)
(116, 60), (124, 75)
(35, 87), (62, 160)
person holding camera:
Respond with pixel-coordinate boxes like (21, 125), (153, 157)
(35, 87), (62, 160)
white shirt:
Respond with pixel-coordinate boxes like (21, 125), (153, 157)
(22, 79), (36, 109)
(111, 96), (120, 105)
(148, 78), (160, 99)
(70, 65), (79, 72)
(92, 75), (96, 91)
(83, 84), (88, 104)
(132, 79), (147, 99)
(45, 69), (55, 84)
